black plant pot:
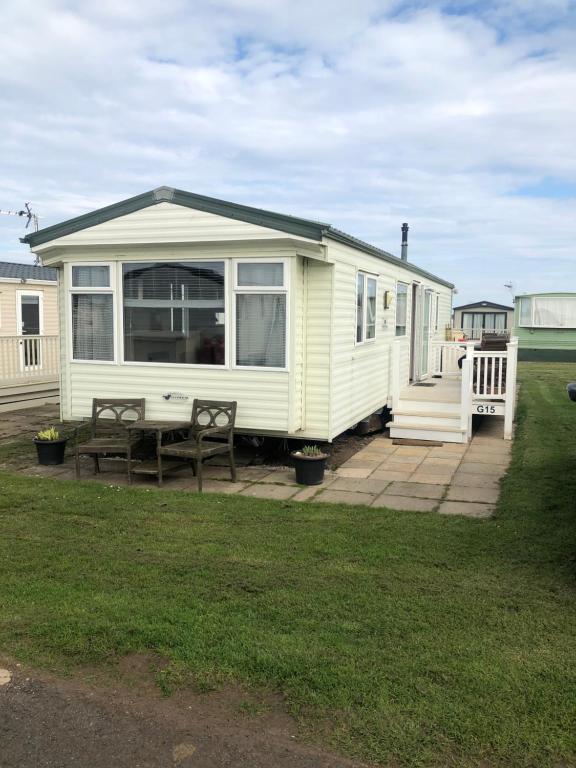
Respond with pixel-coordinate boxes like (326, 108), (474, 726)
(33, 438), (67, 466)
(568, 383), (576, 402)
(292, 453), (327, 485)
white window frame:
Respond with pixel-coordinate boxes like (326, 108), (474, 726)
(518, 296), (576, 329)
(356, 271), (378, 345)
(119, 258), (230, 369)
(232, 258), (289, 371)
(67, 262), (116, 364)
(395, 281), (409, 337)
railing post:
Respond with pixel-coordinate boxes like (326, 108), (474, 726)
(504, 337), (518, 440)
(460, 357), (473, 441)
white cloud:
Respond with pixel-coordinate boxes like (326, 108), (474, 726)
(0, 0), (575, 303)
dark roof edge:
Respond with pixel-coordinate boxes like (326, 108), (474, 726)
(325, 228), (454, 290)
(453, 301), (514, 311)
(21, 186), (329, 248)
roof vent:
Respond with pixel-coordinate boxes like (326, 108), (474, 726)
(401, 223), (409, 262)
(153, 186), (175, 202)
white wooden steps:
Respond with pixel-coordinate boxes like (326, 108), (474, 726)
(388, 379), (468, 444)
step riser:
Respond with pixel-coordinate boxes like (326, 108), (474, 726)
(392, 415), (462, 427)
(396, 401), (461, 415)
(389, 426), (467, 444)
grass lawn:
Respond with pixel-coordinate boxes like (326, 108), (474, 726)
(1, 362), (576, 767)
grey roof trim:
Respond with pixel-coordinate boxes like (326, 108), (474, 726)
(21, 187), (329, 248)
(325, 228), (454, 289)
(0, 261), (57, 281)
(21, 185), (452, 288)
(453, 301), (513, 311)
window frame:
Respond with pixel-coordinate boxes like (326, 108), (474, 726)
(67, 262), (116, 365)
(119, 258), (230, 370)
(395, 281), (409, 337)
(232, 258), (289, 371)
(355, 271), (378, 345)
(518, 295), (576, 329)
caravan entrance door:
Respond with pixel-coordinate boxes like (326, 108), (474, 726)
(410, 285), (432, 382)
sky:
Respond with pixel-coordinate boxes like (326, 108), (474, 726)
(1, 0), (575, 305)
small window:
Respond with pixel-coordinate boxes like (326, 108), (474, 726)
(72, 265), (110, 288)
(72, 294), (114, 361)
(518, 297), (532, 326)
(234, 261), (288, 368)
(395, 282), (408, 336)
(237, 262), (284, 287)
(356, 272), (377, 343)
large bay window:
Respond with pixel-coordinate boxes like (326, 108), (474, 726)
(123, 261), (225, 365)
(71, 265), (114, 361)
(235, 261), (287, 368)
(356, 272), (377, 343)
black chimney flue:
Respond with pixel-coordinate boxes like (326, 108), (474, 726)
(401, 223), (409, 261)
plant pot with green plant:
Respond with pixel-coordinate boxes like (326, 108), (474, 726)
(291, 444), (328, 485)
(33, 427), (68, 466)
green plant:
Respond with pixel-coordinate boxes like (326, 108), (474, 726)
(300, 444), (323, 457)
(35, 427), (61, 441)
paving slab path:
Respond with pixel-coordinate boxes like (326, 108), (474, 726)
(2, 407), (511, 519)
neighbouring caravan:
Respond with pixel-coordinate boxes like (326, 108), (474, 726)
(0, 261), (60, 412)
(23, 187), (457, 441)
(514, 293), (576, 361)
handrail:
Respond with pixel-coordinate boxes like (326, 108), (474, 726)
(0, 334), (60, 382)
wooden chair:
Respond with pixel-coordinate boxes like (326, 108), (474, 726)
(157, 400), (237, 491)
(74, 398), (146, 480)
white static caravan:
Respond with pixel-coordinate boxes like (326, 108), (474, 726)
(23, 187), (456, 442)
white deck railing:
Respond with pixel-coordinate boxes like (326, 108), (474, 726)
(0, 335), (60, 383)
(429, 337), (518, 441)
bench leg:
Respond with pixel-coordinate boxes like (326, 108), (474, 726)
(229, 447), (237, 483)
(197, 460), (203, 493)
(75, 449), (81, 480)
(93, 455), (100, 474)
(158, 453), (163, 486)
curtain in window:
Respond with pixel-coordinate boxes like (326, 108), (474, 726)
(533, 297), (576, 328)
(395, 283), (408, 336)
(236, 294), (286, 367)
(366, 277), (376, 339)
(72, 294), (114, 361)
(72, 265), (110, 287)
(356, 274), (364, 342)
(494, 313), (506, 330)
(518, 297), (532, 326)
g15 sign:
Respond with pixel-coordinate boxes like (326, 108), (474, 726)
(473, 403), (505, 416)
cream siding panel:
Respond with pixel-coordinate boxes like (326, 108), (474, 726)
(68, 365), (290, 431)
(326, 240), (452, 440)
(288, 256), (305, 433)
(300, 260), (332, 438)
(45, 202), (303, 247)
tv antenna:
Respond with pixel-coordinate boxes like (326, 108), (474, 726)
(504, 281), (515, 300)
(0, 203), (39, 232)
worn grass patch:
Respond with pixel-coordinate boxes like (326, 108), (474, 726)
(1, 362), (576, 767)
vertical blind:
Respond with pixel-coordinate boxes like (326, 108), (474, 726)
(366, 277), (376, 340)
(236, 294), (286, 367)
(72, 294), (114, 361)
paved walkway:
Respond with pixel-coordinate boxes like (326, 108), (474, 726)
(7, 407), (511, 519)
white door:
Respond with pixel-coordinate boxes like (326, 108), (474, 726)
(410, 286), (433, 382)
(16, 290), (43, 371)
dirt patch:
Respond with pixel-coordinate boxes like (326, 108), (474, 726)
(0, 653), (369, 768)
